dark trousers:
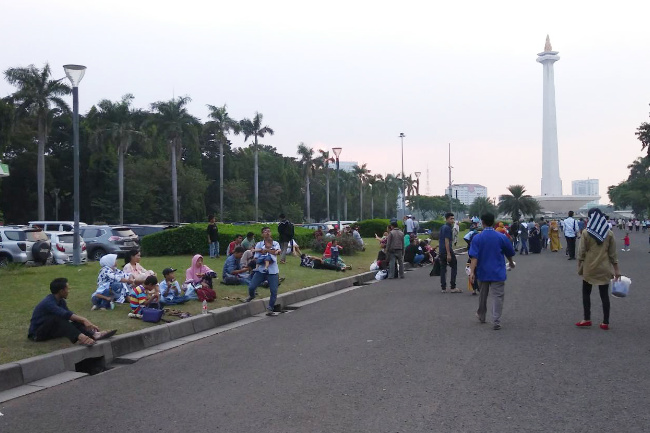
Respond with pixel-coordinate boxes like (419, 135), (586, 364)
(313, 260), (339, 271)
(566, 236), (576, 258)
(440, 252), (457, 289)
(30, 316), (92, 343)
(582, 280), (610, 324)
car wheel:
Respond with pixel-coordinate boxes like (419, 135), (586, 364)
(92, 248), (107, 262)
(0, 254), (11, 268)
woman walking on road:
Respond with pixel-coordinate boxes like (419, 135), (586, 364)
(576, 208), (621, 330)
(549, 220), (561, 252)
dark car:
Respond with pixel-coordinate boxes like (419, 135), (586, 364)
(80, 225), (140, 261)
(125, 224), (178, 242)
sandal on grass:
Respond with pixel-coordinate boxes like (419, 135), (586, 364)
(76, 334), (95, 346)
(94, 329), (117, 340)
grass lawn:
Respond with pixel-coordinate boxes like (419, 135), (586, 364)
(0, 239), (385, 364)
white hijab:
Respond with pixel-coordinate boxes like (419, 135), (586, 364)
(99, 254), (118, 269)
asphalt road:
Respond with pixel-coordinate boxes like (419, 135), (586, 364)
(1, 228), (649, 432)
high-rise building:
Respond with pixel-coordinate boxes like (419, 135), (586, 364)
(572, 179), (599, 208)
(445, 184), (488, 206)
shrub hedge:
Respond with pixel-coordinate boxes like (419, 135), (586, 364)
(141, 223), (315, 256)
(309, 234), (362, 256)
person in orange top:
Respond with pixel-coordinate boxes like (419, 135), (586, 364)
(495, 222), (510, 239)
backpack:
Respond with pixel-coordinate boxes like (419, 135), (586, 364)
(195, 286), (216, 302)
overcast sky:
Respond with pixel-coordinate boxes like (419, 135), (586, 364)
(2, 0), (649, 203)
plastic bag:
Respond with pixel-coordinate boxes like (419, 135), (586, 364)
(375, 270), (387, 280)
(370, 262), (379, 271)
(611, 276), (631, 298)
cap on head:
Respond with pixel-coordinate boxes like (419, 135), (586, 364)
(162, 267), (177, 276)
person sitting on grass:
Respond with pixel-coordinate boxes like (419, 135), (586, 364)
(28, 278), (117, 346)
(222, 246), (252, 285)
(323, 239), (350, 270)
(96, 254), (135, 304)
(158, 268), (189, 305)
(123, 248), (156, 285)
(300, 253), (341, 271)
(256, 238), (276, 273)
(185, 254), (217, 289)
(128, 275), (161, 318)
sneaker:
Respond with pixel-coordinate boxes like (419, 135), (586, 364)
(91, 305), (98, 311)
(493, 324), (501, 330)
(240, 297), (252, 303)
(476, 312), (486, 324)
(266, 311), (278, 317)
(441, 289), (447, 293)
(451, 288), (462, 293)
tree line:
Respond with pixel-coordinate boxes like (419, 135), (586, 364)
(0, 63), (468, 225)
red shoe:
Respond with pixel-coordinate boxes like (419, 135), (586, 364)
(575, 320), (592, 327)
(600, 323), (609, 330)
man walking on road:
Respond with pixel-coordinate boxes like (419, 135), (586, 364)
(386, 220), (405, 279)
(439, 212), (459, 293)
(563, 210), (579, 260)
(469, 212), (516, 330)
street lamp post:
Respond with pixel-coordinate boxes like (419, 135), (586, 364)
(332, 147), (342, 234)
(414, 171), (421, 218)
(399, 133), (406, 219)
(63, 64), (86, 266)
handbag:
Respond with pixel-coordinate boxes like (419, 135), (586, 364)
(430, 258), (441, 276)
(141, 307), (164, 323)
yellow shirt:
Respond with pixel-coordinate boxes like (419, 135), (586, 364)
(578, 231), (618, 285)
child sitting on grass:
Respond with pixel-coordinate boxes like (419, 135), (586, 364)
(128, 275), (161, 318)
(159, 267), (189, 305)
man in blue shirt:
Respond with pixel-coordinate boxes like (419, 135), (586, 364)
(439, 212), (459, 293)
(540, 219), (550, 250)
(222, 246), (251, 285)
(28, 278), (117, 345)
(243, 226), (282, 316)
(469, 213), (516, 330)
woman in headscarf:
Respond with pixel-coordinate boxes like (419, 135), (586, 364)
(529, 223), (542, 253)
(549, 220), (561, 252)
(94, 254), (134, 307)
(576, 208), (621, 330)
(495, 222), (510, 239)
(186, 254), (216, 289)
(122, 248), (155, 285)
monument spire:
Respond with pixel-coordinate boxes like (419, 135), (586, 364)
(544, 34), (552, 52)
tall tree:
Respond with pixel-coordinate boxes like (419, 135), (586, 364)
(297, 143), (316, 222)
(469, 196), (498, 218)
(240, 112), (274, 222)
(352, 163), (370, 220)
(93, 94), (143, 224)
(316, 149), (334, 220)
(4, 63), (71, 219)
(206, 104), (240, 221)
(150, 96), (199, 223)
(498, 185), (540, 221)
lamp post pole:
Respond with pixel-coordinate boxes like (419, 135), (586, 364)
(63, 64), (86, 266)
(414, 171), (421, 219)
(332, 147), (342, 234)
(399, 133), (406, 219)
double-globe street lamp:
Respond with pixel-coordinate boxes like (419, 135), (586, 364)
(63, 64), (86, 266)
(332, 147), (342, 234)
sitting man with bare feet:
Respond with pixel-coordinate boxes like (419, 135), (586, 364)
(28, 278), (117, 346)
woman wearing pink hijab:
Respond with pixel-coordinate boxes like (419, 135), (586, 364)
(186, 254), (216, 288)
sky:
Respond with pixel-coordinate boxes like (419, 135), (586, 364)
(2, 0), (649, 204)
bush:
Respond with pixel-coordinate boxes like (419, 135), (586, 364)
(421, 220), (445, 232)
(141, 223), (314, 256)
(309, 234), (362, 256)
(355, 219), (393, 238)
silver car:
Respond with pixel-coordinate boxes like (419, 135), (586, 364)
(0, 226), (51, 267)
(80, 225), (140, 261)
(46, 231), (88, 265)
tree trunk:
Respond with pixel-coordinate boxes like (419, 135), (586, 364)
(118, 144), (124, 224)
(359, 180), (363, 220)
(326, 169), (330, 221)
(37, 115), (46, 220)
(384, 193), (388, 218)
(254, 135), (259, 222)
(344, 193), (348, 220)
(219, 139), (224, 222)
(370, 188), (374, 219)
(305, 174), (311, 222)
(171, 141), (179, 223)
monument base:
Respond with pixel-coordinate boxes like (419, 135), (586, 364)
(534, 195), (598, 216)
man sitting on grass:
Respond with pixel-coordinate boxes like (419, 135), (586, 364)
(28, 278), (117, 346)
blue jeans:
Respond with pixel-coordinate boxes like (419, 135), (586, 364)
(248, 272), (279, 311)
(413, 254), (424, 265)
(92, 288), (112, 309)
(209, 241), (219, 258)
(520, 239), (529, 254)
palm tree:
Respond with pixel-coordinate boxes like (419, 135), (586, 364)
(93, 94), (143, 224)
(206, 104), (240, 221)
(379, 174), (398, 218)
(4, 63), (71, 219)
(352, 163), (371, 220)
(498, 185), (541, 221)
(150, 96), (199, 223)
(297, 143), (316, 222)
(316, 149), (334, 220)
(469, 196), (498, 218)
(240, 112), (274, 221)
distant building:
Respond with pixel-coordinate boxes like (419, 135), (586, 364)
(445, 184), (488, 206)
(328, 161), (358, 173)
(572, 179), (599, 209)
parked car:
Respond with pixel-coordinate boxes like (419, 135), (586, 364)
(28, 220), (87, 232)
(45, 231), (88, 265)
(79, 225), (139, 261)
(0, 226), (51, 267)
(299, 223), (335, 232)
(125, 224), (178, 242)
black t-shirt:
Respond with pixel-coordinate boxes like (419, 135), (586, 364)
(207, 223), (219, 242)
(404, 244), (419, 263)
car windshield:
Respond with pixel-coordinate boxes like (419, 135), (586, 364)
(112, 228), (136, 237)
(26, 231), (48, 242)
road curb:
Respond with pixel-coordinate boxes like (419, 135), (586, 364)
(0, 270), (376, 402)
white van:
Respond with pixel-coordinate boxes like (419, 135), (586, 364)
(28, 221), (87, 232)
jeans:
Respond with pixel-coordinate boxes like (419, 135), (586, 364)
(440, 252), (457, 289)
(519, 238), (529, 254)
(91, 288), (112, 309)
(413, 254), (424, 265)
(387, 250), (404, 279)
(511, 236), (519, 251)
(279, 241), (290, 262)
(209, 241), (219, 258)
(541, 236), (548, 249)
(582, 280), (610, 324)
(248, 272), (279, 311)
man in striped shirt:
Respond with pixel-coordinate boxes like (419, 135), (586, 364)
(129, 275), (160, 316)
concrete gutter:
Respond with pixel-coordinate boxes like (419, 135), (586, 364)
(0, 270), (377, 403)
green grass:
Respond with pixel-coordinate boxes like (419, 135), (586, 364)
(0, 240), (385, 364)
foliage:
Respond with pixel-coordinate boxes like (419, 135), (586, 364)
(635, 104), (650, 156)
(412, 195), (466, 219)
(355, 219), (394, 238)
(608, 156), (650, 217)
(140, 223), (315, 256)
(498, 185), (541, 221)
(309, 234), (362, 256)
(468, 196), (498, 219)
